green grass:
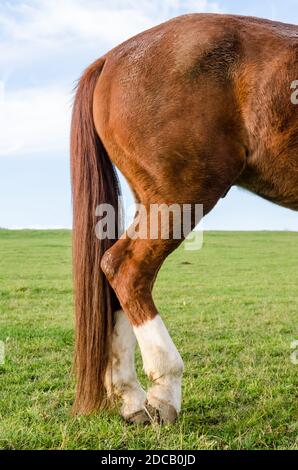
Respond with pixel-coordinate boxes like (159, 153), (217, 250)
(0, 230), (297, 450)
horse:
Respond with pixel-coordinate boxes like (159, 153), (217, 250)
(70, 13), (298, 424)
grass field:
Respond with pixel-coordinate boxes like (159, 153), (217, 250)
(0, 229), (297, 450)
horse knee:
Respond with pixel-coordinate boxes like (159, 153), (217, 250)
(100, 249), (119, 282)
(101, 245), (143, 299)
(101, 237), (170, 325)
(100, 238), (130, 283)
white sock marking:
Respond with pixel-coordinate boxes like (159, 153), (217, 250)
(105, 310), (146, 416)
(133, 315), (184, 412)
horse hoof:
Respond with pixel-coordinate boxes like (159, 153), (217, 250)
(123, 401), (178, 425)
(124, 408), (151, 425)
(144, 400), (178, 424)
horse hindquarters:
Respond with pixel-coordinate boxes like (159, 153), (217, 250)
(92, 36), (248, 423)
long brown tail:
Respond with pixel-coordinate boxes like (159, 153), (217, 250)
(70, 58), (121, 414)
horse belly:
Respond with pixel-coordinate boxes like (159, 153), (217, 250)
(237, 152), (298, 211)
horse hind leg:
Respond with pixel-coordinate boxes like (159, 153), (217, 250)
(105, 309), (147, 423)
(134, 311), (184, 424)
(99, 117), (247, 423)
(101, 222), (185, 424)
(101, 157), (246, 423)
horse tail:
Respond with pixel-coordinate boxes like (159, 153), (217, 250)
(70, 57), (121, 414)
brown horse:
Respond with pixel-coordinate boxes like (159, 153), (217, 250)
(70, 13), (298, 424)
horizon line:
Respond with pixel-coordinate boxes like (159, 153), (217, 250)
(0, 227), (297, 233)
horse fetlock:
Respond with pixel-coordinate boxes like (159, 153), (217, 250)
(120, 385), (147, 419)
(147, 373), (182, 411)
(144, 345), (184, 381)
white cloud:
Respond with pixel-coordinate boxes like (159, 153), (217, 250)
(0, 81), (71, 157)
(0, 0), (222, 68)
(1, 1), (221, 44)
(0, 0), (221, 158)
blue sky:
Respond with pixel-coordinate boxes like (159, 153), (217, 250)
(0, 0), (297, 230)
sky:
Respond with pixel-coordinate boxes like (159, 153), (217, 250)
(0, 0), (297, 230)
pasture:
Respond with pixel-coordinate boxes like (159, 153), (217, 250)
(0, 229), (297, 450)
